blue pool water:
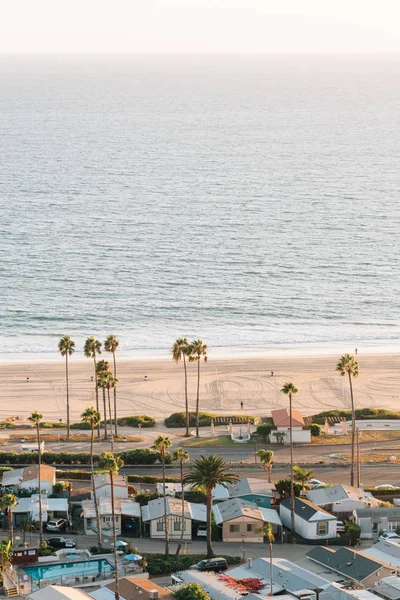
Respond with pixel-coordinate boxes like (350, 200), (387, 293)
(23, 559), (114, 581)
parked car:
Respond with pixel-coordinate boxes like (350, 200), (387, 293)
(190, 558), (228, 573)
(45, 537), (76, 549)
(46, 519), (67, 532)
(197, 525), (207, 538)
(337, 520), (346, 533)
(376, 484), (396, 490)
(379, 532), (400, 542)
(307, 479), (325, 489)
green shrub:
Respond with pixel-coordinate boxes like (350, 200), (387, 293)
(164, 412), (256, 428)
(39, 422), (67, 428)
(255, 423), (274, 441)
(312, 408), (400, 425)
(174, 583), (210, 600)
(127, 474), (179, 484)
(345, 522), (361, 546)
(117, 415), (155, 428)
(117, 448), (159, 465)
(135, 491), (162, 506)
(0, 466), (13, 473)
(275, 479), (302, 499)
(38, 542), (56, 557)
(70, 422), (92, 430)
(310, 423), (322, 437)
(145, 553), (240, 576)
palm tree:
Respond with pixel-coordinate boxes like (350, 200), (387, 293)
(154, 435), (172, 557)
(184, 455), (239, 558)
(104, 371), (118, 449)
(0, 494), (17, 546)
(172, 448), (190, 556)
(336, 354), (359, 486)
(0, 539), (12, 585)
(188, 340), (208, 437)
(257, 523), (275, 596)
(281, 382), (298, 541)
(28, 410), (43, 546)
(293, 465), (314, 495)
(257, 449), (274, 483)
(99, 452), (124, 600)
(96, 360), (110, 439)
(84, 337), (102, 439)
(104, 335), (120, 437)
(81, 406), (102, 547)
(172, 338), (191, 437)
(58, 335), (75, 441)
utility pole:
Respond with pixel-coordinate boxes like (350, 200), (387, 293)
(356, 428), (361, 487)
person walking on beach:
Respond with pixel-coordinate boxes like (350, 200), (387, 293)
(355, 348), (358, 355)
(240, 401), (244, 410)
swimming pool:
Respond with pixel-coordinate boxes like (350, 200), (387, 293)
(23, 559), (114, 581)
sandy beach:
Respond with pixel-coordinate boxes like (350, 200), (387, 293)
(0, 352), (398, 423)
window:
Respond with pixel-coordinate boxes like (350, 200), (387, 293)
(174, 520), (183, 531)
(389, 522), (399, 530)
(230, 524), (240, 533)
(157, 520), (164, 531)
(317, 521), (328, 535)
(372, 522), (379, 532)
(247, 524), (253, 532)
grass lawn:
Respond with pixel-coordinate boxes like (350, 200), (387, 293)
(338, 452), (400, 464)
(8, 433), (145, 443)
(312, 430), (400, 445)
(179, 435), (255, 448)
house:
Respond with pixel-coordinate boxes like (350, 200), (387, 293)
(370, 575), (400, 600)
(320, 583), (383, 600)
(29, 585), (92, 599)
(12, 494), (68, 526)
(271, 408), (311, 443)
(307, 546), (395, 586)
(280, 497), (337, 540)
(1, 465), (56, 494)
(307, 484), (379, 518)
(92, 473), (129, 499)
(141, 497), (206, 540)
(82, 497), (140, 536)
(213, 498), (282, 542)
(227, 478), (276, 508)
(352, 507), (400, 540)
(90, 577), (174, 600)
(363, 541), (400, 567)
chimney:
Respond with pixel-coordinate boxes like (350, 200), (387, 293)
(248, 558), (252, 569)
(148, 591), (159, 599)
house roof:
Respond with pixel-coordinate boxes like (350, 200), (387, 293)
(271, 408), (305, 427)
(2, 467), (24, 486)
(213, 498), (282, 525)
(29, 584), (92, 599)
(307, 485), (377, 507)
(82, 498), (140, 519)
(171, 570), (267, 600)
(373, 576), (400, 600)
(141, 497), (206, 522)
(307, 547), (389, 582)
(363, 541), (400, 566)
(280, 497), (336, 521)
(227, 477), (275, 498)
(354, 507), (400, 519)
(14, 495), (68, 514)
(106, 577), (174, 600)
(21, 464), (56, 483)
(93, 473), (128, 489)
(320, 583), (382, 600)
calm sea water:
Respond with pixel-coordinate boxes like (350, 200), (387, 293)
(1, 55), (399, 355)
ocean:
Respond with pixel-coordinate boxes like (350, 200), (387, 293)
(1, 54), (399, 355)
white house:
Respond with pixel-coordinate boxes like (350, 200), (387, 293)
(307, 484), (379, 518)
(352, 507), (400, 540)
(1, 465), (56, 494)
(271, 409), (311, 444)
(91, 474), (128, 499)
(280, 497), (337, 540)
(212, 498), (282, 542)
(13, 495), (68, 527)
(141, 497), (206, 540)
(81, 497), (140, 537)
(364, 540), (400, 567)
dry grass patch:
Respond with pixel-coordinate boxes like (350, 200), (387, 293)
(179, 435), (254, 448)
(313, 430), (400, 445)
(337, 453), (399, 464)
(8, 434), (145, 443)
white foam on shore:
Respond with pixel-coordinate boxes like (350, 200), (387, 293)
(0, 338), (399, 364)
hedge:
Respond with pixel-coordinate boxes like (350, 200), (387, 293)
(0, 448), (162, 467)
(54, 470), (181, 483)
(117, 415), (155, 428)
(165, 412), (256, 428)
(312, 408), (400, 424)
(145, 553), (241, 576)
(39, 422), (67, 428)
(0, 466), (13, 473)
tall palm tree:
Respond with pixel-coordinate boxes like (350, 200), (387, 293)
(257, 523), (275, 596)
(104, 371), (118, 449)
(99, 452), (124, 600)
(0, 539), (12, 585)
(58, 335), (75, 441)
(81, 406), (102, 547)
(154, 435), (172, 557)
(257, 449), (274, 483)
(0, 494), (17, 546)
(281, 382), (298, 541)
(104, 335), (120, 437)
(172, 338), (191, 437)
(293, 465), (314, 495)
(96, 360), (110, 439)
(28, 410), (43, 546)
(184, 455), (239, 558)
(172, 448), (190, 556)
(336, 354), (359, 486)
(188, 340), (208, 438)
(84, 337), (102, 439)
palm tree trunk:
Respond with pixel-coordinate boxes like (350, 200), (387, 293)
(349, 371), (355, 487)
(9, 509), (13, 547)
(37, 423), (43, 546)
(103, 388), (108, 440)
(175, 459), (185, 557)
(110, 470), (120, 600)
(108, 387), (114, 452)
(289, 393), (295, 541)
(184, 355), (189, 437)
(66, 353), (70, 442)
(268, 465), (271, 484)
(113, 353), (118, 437)
(206, 488), (213, 558)
(269, 539), (273, 596)
(94, 357), (100, 439)
(91, 425), (102, 547)
(162, 449), (169, 557)
(195, 359), (200, 438)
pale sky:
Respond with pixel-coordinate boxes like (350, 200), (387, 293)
(1, 0), (400, 54)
